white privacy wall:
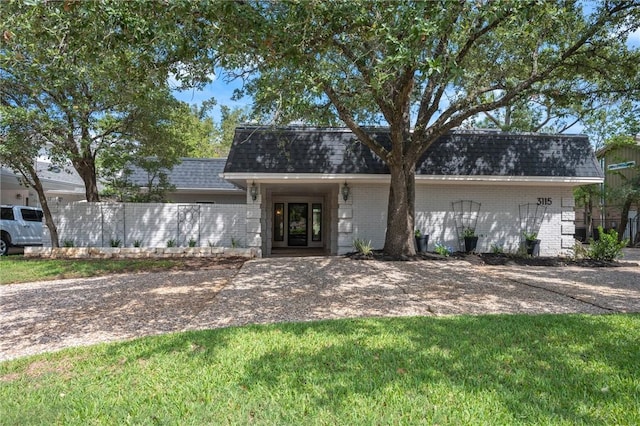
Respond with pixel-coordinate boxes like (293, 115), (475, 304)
(43, 203), (247, 248)
(349, 182), (575, 256)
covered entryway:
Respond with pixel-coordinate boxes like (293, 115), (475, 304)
(263, 183), (340, 257)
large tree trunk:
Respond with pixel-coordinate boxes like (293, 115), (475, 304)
(73, 155), (100, 202)
(27, 168), (59, 248)
(383, 162), (416, 258)
(617, 197), (632, 243)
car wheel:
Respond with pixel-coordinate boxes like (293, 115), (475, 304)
(0, 236), (8, 256)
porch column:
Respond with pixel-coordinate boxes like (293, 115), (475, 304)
(337, 182), (353, 255)
(246, 182), (263, 257)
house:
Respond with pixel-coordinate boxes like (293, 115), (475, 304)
(0, 161), (85, 207)
(126, 158), (245, 204)
(582, 136), (640, 244)
(223, 126), (603, 256)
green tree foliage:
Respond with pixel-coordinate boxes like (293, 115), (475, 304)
(583, 100), (640, 150)
(0, 113), (60, 247)
(469, 95), (613, 134)
(0, 0), (211, 202)
(209, 1), (640, 256)
(213, 106), (250, 157)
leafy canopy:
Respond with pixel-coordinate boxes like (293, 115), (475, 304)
(0, 0), (215, 201)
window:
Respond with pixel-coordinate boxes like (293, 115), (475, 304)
(312, 203), (322, 242)
(21, 209), (43, 222)
(274, 203), (284, 241)
(1, 207), (14, 221)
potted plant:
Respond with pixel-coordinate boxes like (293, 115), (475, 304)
(523, 231), (540, 256)
(462, 227), (478, 253)
(414, 229), (429, 253)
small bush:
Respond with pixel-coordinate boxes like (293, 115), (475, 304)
(166, 239), (176, 248)
(109, 238), (121, 248)
(62, 239), (75, 247)
(434, 242), (452, 257)
(231, 237), (239, 248)
(188, 238), (197, 247)
(462, 227), (476, 238)
(587, 227), (628, 261)
(133, 240), (142, 248)
(353, 238), (373, 255)
(571, 240), (589, 260)
(490, 243), (504, 254)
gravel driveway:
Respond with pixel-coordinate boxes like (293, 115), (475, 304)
(1, 256), (639, 362)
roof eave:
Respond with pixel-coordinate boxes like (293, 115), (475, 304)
(222, 172), (603, 186)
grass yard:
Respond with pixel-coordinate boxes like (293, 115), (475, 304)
(1, 314), (638, 425)
(0, 256), (242, 284)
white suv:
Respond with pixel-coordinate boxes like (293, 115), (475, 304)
(0, 205), (44, 255)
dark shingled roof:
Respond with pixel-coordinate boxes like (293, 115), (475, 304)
(128, 158), (241, 190)
(224, 126), (603, 178)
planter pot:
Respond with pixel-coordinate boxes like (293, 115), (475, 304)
(464, 236), (479, 253)
(415, 235), (429, 253)
(525, 239), (541, 256)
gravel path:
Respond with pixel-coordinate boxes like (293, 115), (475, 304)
(1, 256), (639, 362)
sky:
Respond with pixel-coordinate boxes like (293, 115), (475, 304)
(173, 27), (640, 129)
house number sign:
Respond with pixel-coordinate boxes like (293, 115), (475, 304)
(537, 197), (552, 206)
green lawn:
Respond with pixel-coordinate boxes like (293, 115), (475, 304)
(1, 314), (638, 425)
(0, 256), (206, 284)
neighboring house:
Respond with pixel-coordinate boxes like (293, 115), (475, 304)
(223, 126), (603, 256)
(126, 158), (245, 204)
(0, 161), (85, 207)
(588, 136), (640, 244)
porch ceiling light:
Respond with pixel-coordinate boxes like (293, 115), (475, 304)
(341, 181), (350, 201)
(249, 181), (258, 201)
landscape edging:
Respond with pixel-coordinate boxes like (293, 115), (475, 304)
(24, 246), (259, 259)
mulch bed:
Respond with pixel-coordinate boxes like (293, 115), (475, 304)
(346, 250), (634, 267)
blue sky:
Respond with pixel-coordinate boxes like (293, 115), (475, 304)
(172, 73), (249, 122)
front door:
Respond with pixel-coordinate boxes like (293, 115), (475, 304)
(288, 203), (308, 246)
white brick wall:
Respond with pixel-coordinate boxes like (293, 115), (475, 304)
(44, 202), (247, 248)
(47, 183), (576, 257)
(349, 182), (575, 256)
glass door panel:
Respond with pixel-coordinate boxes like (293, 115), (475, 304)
(274, 203), (284, 241)
(312, 203), (322, 241)
(288, 203), (308, 246)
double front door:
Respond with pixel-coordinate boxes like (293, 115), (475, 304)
(273, 200), (323, 247)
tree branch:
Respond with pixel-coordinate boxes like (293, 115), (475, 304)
(323, 83), (390, 161)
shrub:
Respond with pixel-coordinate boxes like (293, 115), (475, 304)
(462, 227), (476, 238)
(523, 231), (538, 241)
(133, 239), (142, 248)
(490, 243), (504, 254)
(587, 227), (628, 261)
(62, 239), (75, 247)
(188, 238), (197, 247)
(353, 238), (373, 256)
(166, 239), (176, 248)
(434, 242), (452, 257)
(571, 240), (588, 260)
(109, 238), (121, 248)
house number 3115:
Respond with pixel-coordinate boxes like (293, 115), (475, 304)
(537, 197), (552, 206)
